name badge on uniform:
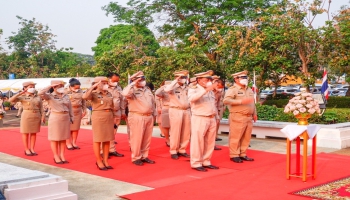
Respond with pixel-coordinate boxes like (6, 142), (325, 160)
(238, 92), (244, 94)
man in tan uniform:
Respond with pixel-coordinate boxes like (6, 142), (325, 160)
(223, 70), (257, 163)
(122, 71), (157, 166)
(212, 76), (225, 150)
(106, 72), (124, 157)
(188, 70), (220, 172)
(164, 70), (191, 160)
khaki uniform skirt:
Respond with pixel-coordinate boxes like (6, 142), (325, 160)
(71, 107), (82, 131)
(161, 108), (170, 128)
(91, 111), (114, 142)
(20, 110), (41, 133)
(48, 113), (70, 141)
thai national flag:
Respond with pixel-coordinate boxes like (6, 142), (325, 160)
(321, 68), (329, 100)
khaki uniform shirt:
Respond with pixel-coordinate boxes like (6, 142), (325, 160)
(9, 93), (43, 116)
(164, 80), (190, 109)
(39, 87), (74, 119)
(65, 89), (86, 110)
(82, 88), (114, 115)
(188, 84), (219, 119)
(122, 83), (156, 116)
(223, 84), (256, 115)
(108, 86), (125, 115)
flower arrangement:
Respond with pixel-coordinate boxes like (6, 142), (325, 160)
(284, 88), (321, 116)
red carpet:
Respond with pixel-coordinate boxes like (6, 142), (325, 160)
(1, 127), (350, 199)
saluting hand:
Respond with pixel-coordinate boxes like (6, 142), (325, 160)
(92, 80), (101, 89)
(19, 89), (28, 95)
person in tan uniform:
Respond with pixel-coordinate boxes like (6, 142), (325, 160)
(155, 81), (171, 147)
(164, 70), (191, 160)
(212, 76), (225, 150)
(188, 70), (219, 172)
(9, 81), (43, 156)
(65, 78), (86, 150)
(82, 77), (116, 170)
(105, 73), (125, 157)
(15, 101), (23, 117)
(223, 70), (257, 163)
(39, 80), (74, 164)
(122, 71), (157, 166)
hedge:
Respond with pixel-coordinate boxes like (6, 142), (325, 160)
(263, 96), (350, 108)
(223, 104), (350, 124)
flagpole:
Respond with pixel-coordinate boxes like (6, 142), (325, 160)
(253, 70), (257, 104)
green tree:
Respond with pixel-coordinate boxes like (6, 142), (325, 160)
(92, 24), (159, 58)
(103, 0), (276, 78)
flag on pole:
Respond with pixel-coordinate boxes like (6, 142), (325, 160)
(321, 68), (329, 100)
(252, 70), (257, 103)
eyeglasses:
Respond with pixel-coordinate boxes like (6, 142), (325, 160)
(236, 76), (248, 79)
(138, 76), (146, 80)
(180, 76), (187, 79)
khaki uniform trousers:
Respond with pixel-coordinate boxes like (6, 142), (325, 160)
(169, 108), (191, 155)
(190, 115), (217, 168)
(229, 113), (253, 158)
(128, 113), (154, 162)
(108, 110), (122, 152)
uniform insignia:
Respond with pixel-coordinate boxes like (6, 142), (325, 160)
(238, 92), (244, 94)
(190, 85), (197, 89)
(135, 93), (140, 95)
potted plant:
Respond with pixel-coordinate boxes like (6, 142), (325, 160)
(283, 88), (321, 125)
(0, 110), (5, 119)
(3, 101), (11, 111)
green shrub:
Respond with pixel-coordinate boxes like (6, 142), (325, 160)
(262, 99), (289, 108)
(326, 97), (350, 108)
(266, 93), (294, 100)
(3, 101), (11, 107)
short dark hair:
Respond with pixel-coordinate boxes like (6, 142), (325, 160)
(107, 72), (120, 78)
(215, 79), (225, 86)
(69, 78), (81, 86)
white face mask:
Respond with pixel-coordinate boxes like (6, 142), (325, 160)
(27, 88), (36, 93)
(102, 84), (109, 91)
(110, 82), (118, 87)
(239, 79), (248, 86)
(138, 81), (146, 87)
(206, 81), (213, 87)
(56, 88), (65, 93)
(179, 79), (187, 84)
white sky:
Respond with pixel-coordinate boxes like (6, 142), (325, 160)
(0, 0), (348, 55)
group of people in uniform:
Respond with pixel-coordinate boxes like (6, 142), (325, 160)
(8, 69), (257, 172)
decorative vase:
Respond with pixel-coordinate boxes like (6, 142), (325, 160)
(4, 107), (9, 111)
(295, 114), (311, 126)
(0, 114), (3, 119)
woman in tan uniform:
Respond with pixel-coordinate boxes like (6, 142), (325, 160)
(82, 77), (115, 170)
(39, 80), (74, 164)
(9, 81), (43, 156)
(65, 78), (86, 150)
(155, 81), (171, 147)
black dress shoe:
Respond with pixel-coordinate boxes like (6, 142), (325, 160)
(141, 158), (155, 164)
(215, 138), (222, 141)
(203, 165), (219, 169)
(30, 150), (38, 156)
(240, 156), (254, 161)
(114, 141), (118, 144)
(171, 154), (179, 160)
(165, 142), (170, 147)
(132, 160), (144, 166)
(193, 167), (207, 172)
(72, 145), (80, 150)
(102, 161), (113, 169)
(109, 151), (124, 157)
(230, 157), (243, 163)
(62, 160), (69, 164)
(214, 146), (222, 150)
(178, 153), (190, 158)
(54, 158), (64, 164)
(160, 134), (165, 138)
(25, 151), (33, 156)
(66, 145), (74, 150)
(96, 162), (108, 170)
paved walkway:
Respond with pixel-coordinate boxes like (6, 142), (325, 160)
(1, 109), (349, 199)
